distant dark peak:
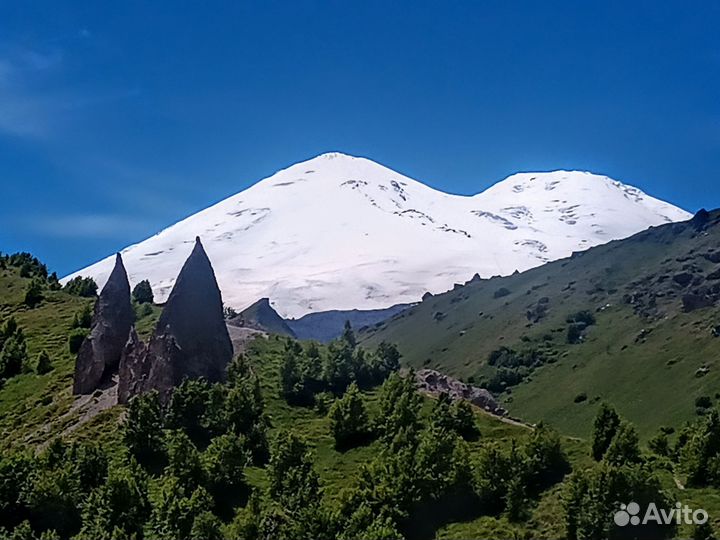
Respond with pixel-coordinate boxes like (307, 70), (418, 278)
(691, 208), (711, 230)
(228, 297), (296, 338)
(195, 235), (202, 244)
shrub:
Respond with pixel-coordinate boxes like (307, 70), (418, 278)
(63, 276), (98, 297)
(328, 383), (370, 449)
(696, 396), (713, 409)
(36, 350), (52, 374)
(68, 328), (89, 354)
(493, 287), (511, 299)
(132, 280), (154, 304)
(0, 335), (27, 379)
(24, 278), (44, 307)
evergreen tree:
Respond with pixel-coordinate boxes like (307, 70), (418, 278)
(23, 279), (44, 308)
(0, 336), (27, 379)
(147, 476), (213, 540)
(165, 378), (212, 444)
(63, 277), (98, 297)
(603, 422), (642, 466)
(202, 433), (250, 503)
(164, 430), (205, 492)
(189, 511), (224, 540)
(591, 403), (621, 461)
(124, 391), (165, 468)
(375, 373), (422, 446)
(328, 383), (370, 449)
(375, 341), (401, 375)
(67, 328), (88, 354)
(75, 457), (150, 540)
(35, 351), (52, 375)
(132, 280), (154, 304)
(680, 409), (720, 487)
(451, 399), (479, 440)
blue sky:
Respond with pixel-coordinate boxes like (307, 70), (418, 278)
(1, 1), (718, 276)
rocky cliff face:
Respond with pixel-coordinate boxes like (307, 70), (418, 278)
(118, 238), (233, 403)
(415, 368), (506, 416)
(73, 253), (134, 395)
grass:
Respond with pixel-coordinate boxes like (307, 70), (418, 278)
(364, 212), (720, 439)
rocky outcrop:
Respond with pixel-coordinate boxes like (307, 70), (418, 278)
(118, 238), (232, 403)
(228, 297), (296, 337)
(117, 328), (148, 404)
(415, 369), (506, 416)
(73, 254), (134, 395)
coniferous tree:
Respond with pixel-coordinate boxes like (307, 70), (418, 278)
(124, 391), (165, 468)
(23, 279), (44, 308)
(75, 457), (150, 540)
(591, 403), (621, 460)
(164, 430), (205, 492)
(132, 280), (154, 304)
(603, 422), (642, 466)
(35, 350), (52, 375)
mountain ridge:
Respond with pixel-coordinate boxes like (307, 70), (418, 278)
(63, 152), (691, 318)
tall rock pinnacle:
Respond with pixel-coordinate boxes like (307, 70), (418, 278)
(118, 237), (233, 403)
(73, 253), (134, 394)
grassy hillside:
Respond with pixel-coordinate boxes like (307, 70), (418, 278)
(363, 210), (720, 439)
(0, 265), (160, 451)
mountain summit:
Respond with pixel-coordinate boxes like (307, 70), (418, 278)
(64, 153), (691, 318)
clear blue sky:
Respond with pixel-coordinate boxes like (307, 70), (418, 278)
(1, 1), (718, 276)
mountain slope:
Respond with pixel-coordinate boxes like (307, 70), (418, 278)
(64, 153), (691, 318)
(362, 210), (720, 438)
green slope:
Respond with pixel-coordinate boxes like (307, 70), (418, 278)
(363, 210), (720, 439)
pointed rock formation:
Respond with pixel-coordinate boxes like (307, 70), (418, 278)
(73, 253), (134, 395)
(118, 238), (233, 403)
(228, 297), (296, 337)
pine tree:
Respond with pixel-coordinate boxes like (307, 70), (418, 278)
(24, 279), (44, 308)
(591, 403), (621, 460)
(35, 350), (52, 375)
(124, 391), (165, 467)
(603, 422), (642, 466)
(132, 280), (154, 304)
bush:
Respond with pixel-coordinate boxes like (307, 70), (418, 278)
(72, 305), (93, 329)
(566, 310), (596, 326)
(493, 287), (511, 299)
(132, 280), (154, 304)
(24, 278), (44, 307)
(68, 328), (89, 354)
(566, 323), (585, 344)
(0, 335), (28, 379)
(696, 396), (713, 409)
(573, 392), (587, 403)
(36, 350), (52, 374)
(328, 383), (370, 449)
(63, 276), (98, 297)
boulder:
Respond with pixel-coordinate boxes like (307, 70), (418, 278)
(118, 238), (232, 403)
(682, 292), (714, 312)
(73, 254), (134, 395)
(415, 368), (506, 415)
(672, 272), (693, 287)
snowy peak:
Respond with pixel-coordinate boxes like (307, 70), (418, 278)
(63, 154), (691, 318)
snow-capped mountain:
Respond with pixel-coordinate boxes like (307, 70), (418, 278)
(64, 152), (691, 318)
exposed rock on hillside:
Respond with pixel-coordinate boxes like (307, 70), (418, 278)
(228, 297), (296, 337)
(73, 253), (133, 395)
(415, 369), (506, 416)
(118, 238), (232, 403)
